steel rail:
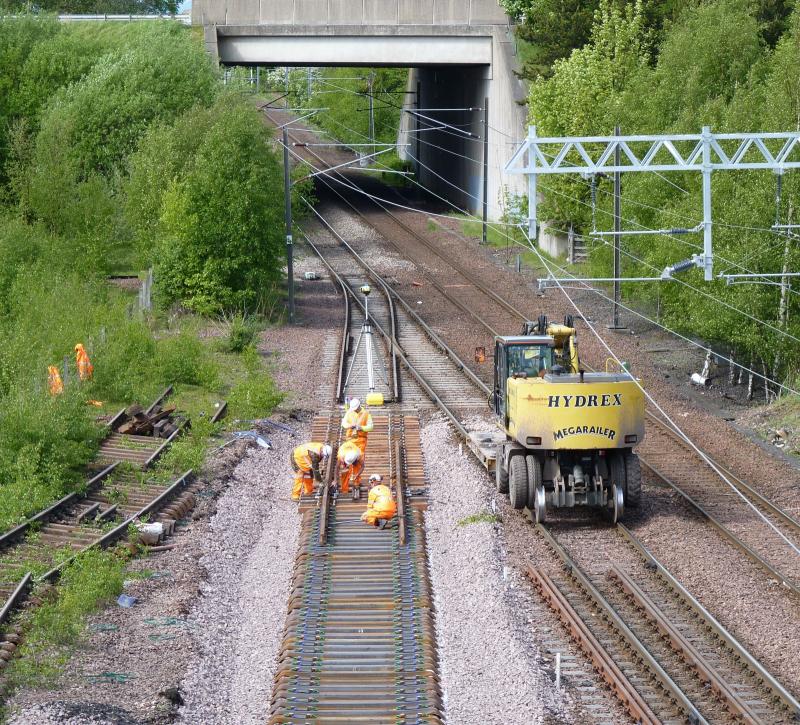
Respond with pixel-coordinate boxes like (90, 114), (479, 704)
(617, 522), (800, 718)
(537, 523), (708, 725)
(645, 409), (800, 534)
(334, 273), (351, 403)
(144, 384), (174, 416)
(303, 198), (401, 401)
(609, 566), (762, 722)
(303, 231), (472, 438)
(318, 444), (338, 546)
(0, 574), (31, 628)
(0, 463), (118, 546)
(39, 469), (194, 583)
(640, 456), (800, 596)
(301, 204), (490, 397)
(394, 438), (407, 546)
(526, 567), (660, 725)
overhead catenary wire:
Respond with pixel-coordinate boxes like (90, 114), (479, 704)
(275, 130), (798, 398)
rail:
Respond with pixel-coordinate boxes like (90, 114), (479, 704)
(537, 523), (706, 724)
(303, 231), (471, 438)
(618, 523), (800, 718)
(334, 274), (351, 403)
(394, 438), (407, 545)
(526, 567), (659, 724)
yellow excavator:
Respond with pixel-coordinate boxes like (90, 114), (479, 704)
(475, 315), (645, 523)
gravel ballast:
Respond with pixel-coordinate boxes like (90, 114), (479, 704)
(177, 427), (302, 724)
(421, 415), (571, 725)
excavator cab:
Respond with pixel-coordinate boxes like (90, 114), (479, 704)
(493, 336), (554, 420)
(493, 315), (578, 421)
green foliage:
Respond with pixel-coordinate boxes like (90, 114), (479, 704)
(156, 415), (216, 474)
(526, 0), (800, 386)
(457, 511), (502, 527)
(126, 93), (285, 313)
(227, 346), (284, 420)
(219, 312), (263, 354)
(8, 548), (127, 686)
(19, 22), (217, 267)
(290, 66), (408, 147)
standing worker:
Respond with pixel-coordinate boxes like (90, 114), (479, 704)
(337, 440), (364, 496)
(74, 344), (93, 382)
(341, 398), (373, 459)
(47, 365), (63, 396)
(361, 474), (397, 529)
(290, 442), (332, 501)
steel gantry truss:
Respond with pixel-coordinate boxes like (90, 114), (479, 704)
(505, 126), (800, 280)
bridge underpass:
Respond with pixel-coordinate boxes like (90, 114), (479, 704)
(192, 1), (527, 218)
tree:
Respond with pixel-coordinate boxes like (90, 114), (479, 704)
(127, 93), (286, 314)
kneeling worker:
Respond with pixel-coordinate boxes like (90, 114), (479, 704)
(337, 440), (363, 496)
(361, 474), (397, 529)
(291, 442), (332, 501)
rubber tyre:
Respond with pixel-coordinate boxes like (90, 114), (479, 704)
(495, 446), (509, 494)
(525, 455), (542, 510)
(624, 451), (642, 508)
(608, 451), (626, 493)
(509, 455), (528, 510)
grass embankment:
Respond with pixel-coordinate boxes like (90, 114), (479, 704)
(0, 16), (291, 687)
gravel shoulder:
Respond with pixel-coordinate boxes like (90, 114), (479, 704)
(422, 414), (579, 725)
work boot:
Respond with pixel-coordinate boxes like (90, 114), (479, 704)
(291, 495), (300, 502)
(377, 519), (387, 530)
(352, 486), (360, 501)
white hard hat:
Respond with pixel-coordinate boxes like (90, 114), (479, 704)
(369, 474), (382, 483)
(344, 450), (359, 466)
(321, 444), (332, 458)
(349, 398), (361, 411)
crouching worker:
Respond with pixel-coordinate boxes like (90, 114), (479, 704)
(291, 442), (332, 501)
(361, 474), (397, 529)
(337, 440), (363, 496)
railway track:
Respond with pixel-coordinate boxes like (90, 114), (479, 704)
(302, 166), (800, 601)
(0, 389), (204, 673)
(533, 522), (800, 724)
(265, 108), (800, 721)
(270, 412), (440, 724)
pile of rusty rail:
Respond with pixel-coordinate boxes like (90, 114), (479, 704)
(269, 412), (440, 724)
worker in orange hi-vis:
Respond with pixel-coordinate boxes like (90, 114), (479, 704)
(341, 397), (374, 458)
(337, 440), (364, 496)
(47, 366), (64, 396)
(74, 344), (93, 381)
(361, 474), (397, 529)
(290, 442), (332, 501)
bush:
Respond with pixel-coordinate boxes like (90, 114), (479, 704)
(9, 547), (127, 686)
(0, 387), (102, 531)
(219, 312), (263, 353)
(228, 348), (284, 420)
(154, 330), (220, 389)
(127, 93), (285, 313)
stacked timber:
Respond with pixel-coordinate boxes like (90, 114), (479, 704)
(115, 403), (179, 439)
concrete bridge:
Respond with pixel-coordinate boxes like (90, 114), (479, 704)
(192, 1), (527, 218)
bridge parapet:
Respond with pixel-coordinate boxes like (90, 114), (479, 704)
(193, 0), (508, 28)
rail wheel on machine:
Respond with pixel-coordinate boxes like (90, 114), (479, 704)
(509, 455), (528, 509)
(495, 445), (509, 494)
(606, 483), (624, 524)
(526, 455), (545, 523)
(624, 451), (642, 508)
(608, 451), (626, 505)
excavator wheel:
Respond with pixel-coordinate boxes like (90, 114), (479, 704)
(564, 314), (574, 328)
(624, 451), (642, 508)
(526, 455), (545, 522)
(509, 455), (528, 510)
(495, 446), (509, 494)
(537, 314), (548, 334)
